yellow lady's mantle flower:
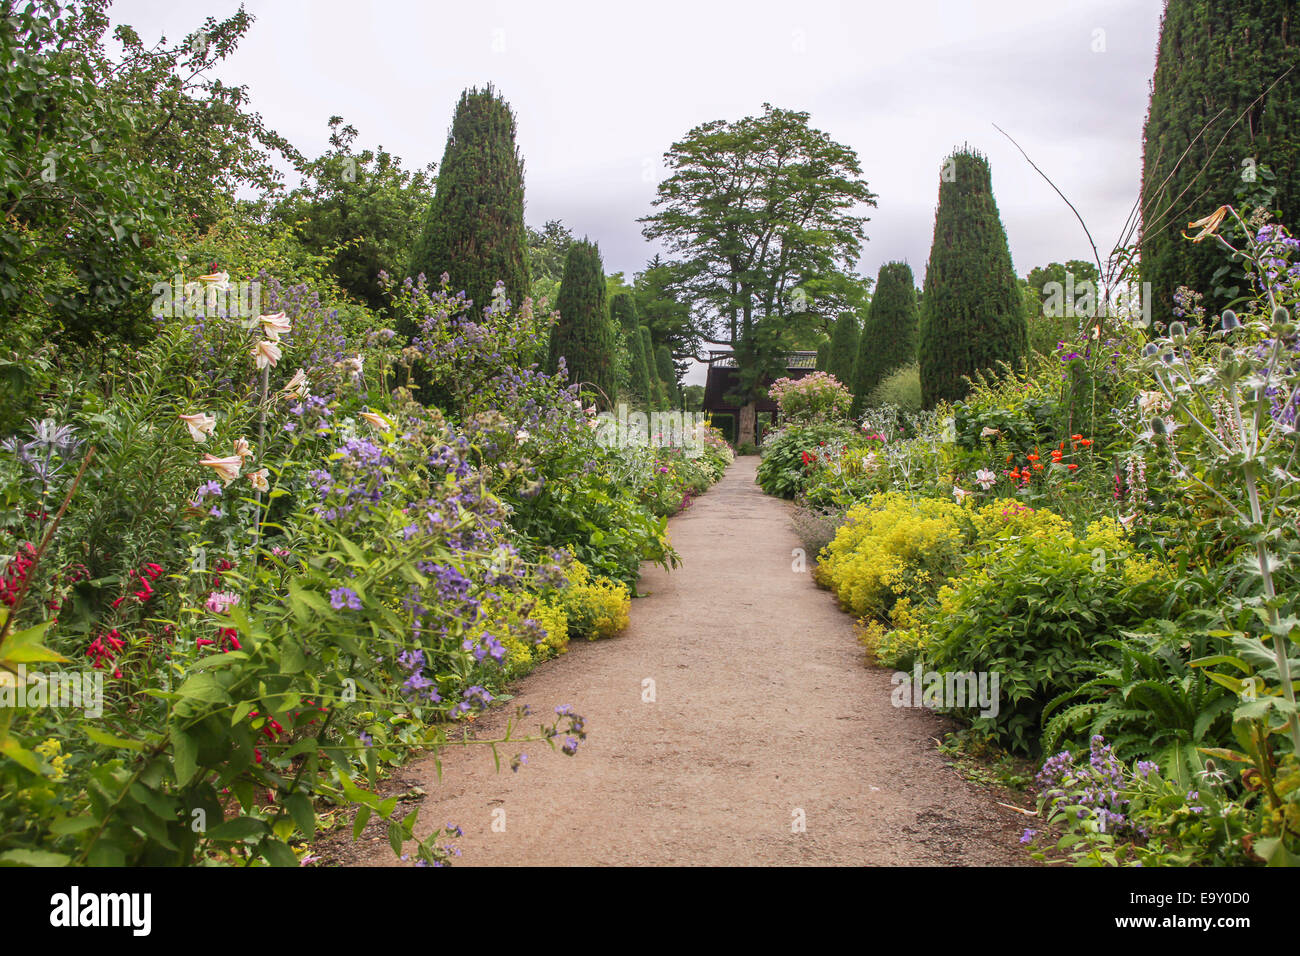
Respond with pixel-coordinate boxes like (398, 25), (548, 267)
(1183, 206), (1229, 243)
(178, 412), (217, 443)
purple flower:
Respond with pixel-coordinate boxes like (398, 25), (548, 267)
(329, 586), (361, 610)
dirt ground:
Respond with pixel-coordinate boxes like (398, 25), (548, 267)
(323, 455), (1032, 866)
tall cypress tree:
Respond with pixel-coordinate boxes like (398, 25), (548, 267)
(815, 341), (831, 372)
(547, 240), (616, 409)
(826, 312), (860, 385)
(918, 148), (1026, 409)
(852, 261), (918, 415)
(655, 345), (680, 407)
(408, 85), (530, 313)
(639, 327), (664, 407)
(1141, 1), (1300, 322)
(611, 292), (639, 331)
(627, 325), (653, 406)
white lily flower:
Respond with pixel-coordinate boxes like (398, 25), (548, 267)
(252, 339), (282, 369)
(281, 368), (309, 398)
(248, 468), (270, 493)
(360, 411), (391, 430)
(199, 454), (242, 486)
(259, 311), (291, 341)
(232, 437), (254, 461)
(953, 485), (971, 503)
(515, 429), (530, 442)
(178, 412), (217, 443)
(197, 271), (231, 291)
(975, 468), (997, 490)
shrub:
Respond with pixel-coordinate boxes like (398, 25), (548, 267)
(559, 560), (631, 640)
(768, 371), (852, 424)
(867, 363), (923, 412)
(921, 516), (1175, 754)
(818, 492), (966, 621)
(755, 421), (862, 499)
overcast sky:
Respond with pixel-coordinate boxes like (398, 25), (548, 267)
(110, 0), (1166, 380)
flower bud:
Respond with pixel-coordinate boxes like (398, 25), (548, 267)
(1151, 416), (1167, 435)
(1221, 309), (1241, 331)
(1169, 321), (1186, 338)
(1143, 343), (1159, 358)
(1273, 306), (1290, 324)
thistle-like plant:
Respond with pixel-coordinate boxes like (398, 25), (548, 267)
(1136, 207), (1300, 757)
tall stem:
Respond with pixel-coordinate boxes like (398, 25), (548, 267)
(1243, 460), (1300, 754)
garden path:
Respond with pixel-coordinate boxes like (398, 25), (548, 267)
(340, 456), (1028, 866)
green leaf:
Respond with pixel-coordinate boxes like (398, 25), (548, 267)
(280, 640), (307, 675)
(283, 792), (315, 840)
(0, 736), (39, 774)
(170, 726), (198, 785)
(0, 847), (72, 866)
(352, 805), (372, 840)
(177, 672), (231, 704)
(257, 837), (299, 867)
(207, 815), (269, 842)
(83, 726), (144, 751)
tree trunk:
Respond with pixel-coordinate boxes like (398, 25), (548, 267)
(738, 402), (757, 448)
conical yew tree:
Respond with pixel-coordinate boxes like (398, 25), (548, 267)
(627, 324), (653, 406)
(547, 239), (617, 409)
(918, 148), (1026, 408)
(655, 344), (680, 407)
(1141, 0), (1300, 321)
(826, 312), (860, 387)
(852, 261), (918, 415)
(408, 85), (530, 313)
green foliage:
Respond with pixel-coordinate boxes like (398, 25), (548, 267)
(610, 292), (638, 331)
(654, 345), (680, 407)
(408, 84), (530, 315)
(867, 363), (922, 412)
(625, 323), (653, 406)
(269, 118), (436, 311)
(0, 0), (294, 345)
(755, 421), (863, 499)
(1140, 0), (1300, 318)
(1042, 623), (1236, 787)
(853, 262), (918, 415)
(640, 104), (877, 440)
(547, 240), (617, 410)
(918, 148), (1027, 408)
(923, 517), (1175, 754)
(819, 492), (966, 621)
(825, 313), (860, 386)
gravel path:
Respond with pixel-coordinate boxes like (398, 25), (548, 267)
(344, 456), (1029, 866)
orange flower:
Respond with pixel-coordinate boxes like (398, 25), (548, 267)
(1005, 454), (1013, 464)
(1078, 438), (1093, 447)
(1032, 463), (1043, 472)
(1026, 453), (1039, 462)
(1070, 434), (1083, 441)
(1067, 463), (1079, 471)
